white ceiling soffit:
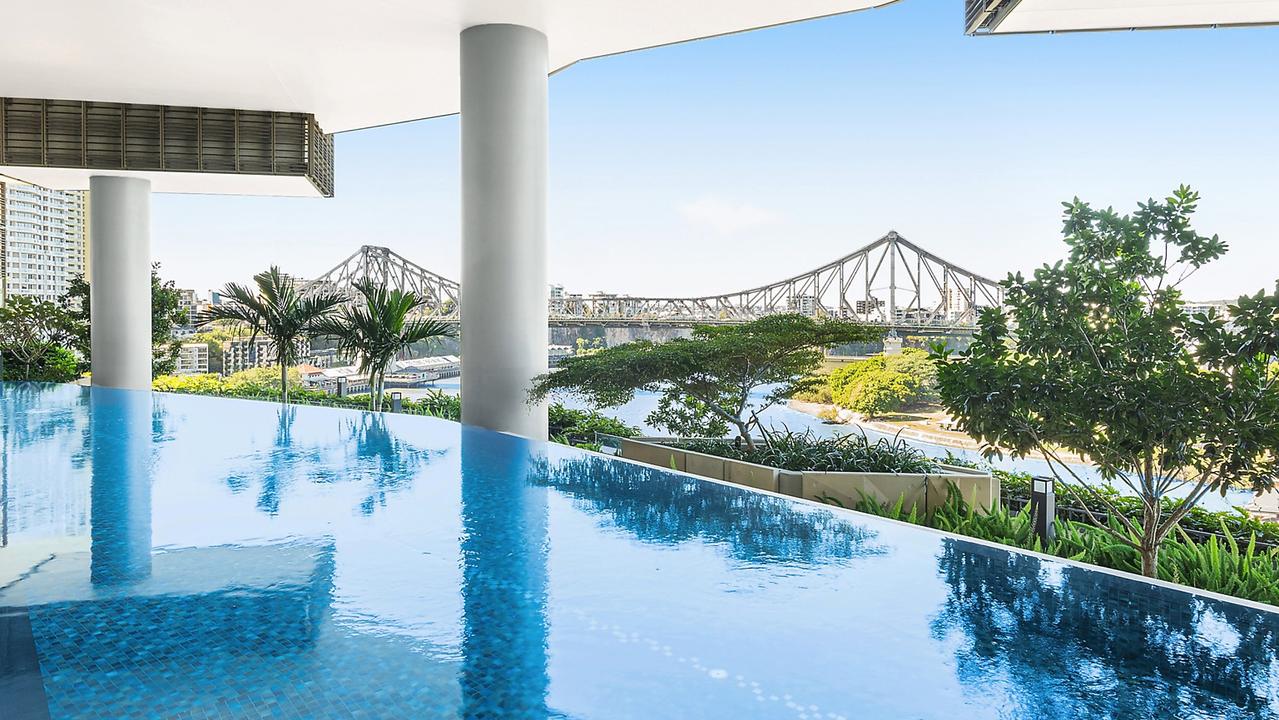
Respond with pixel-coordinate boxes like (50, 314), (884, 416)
(981, 0), (1279, 34)
(0, 1), (895, 134)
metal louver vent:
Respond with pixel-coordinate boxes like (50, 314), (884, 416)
(965, 0), (1022, 35)
(0, 98), (334, 197)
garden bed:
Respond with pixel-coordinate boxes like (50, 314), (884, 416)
(603, 433), (999, 516)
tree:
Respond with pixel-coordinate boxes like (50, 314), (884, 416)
(839, 368), (917, 418)
(61, 264), (186, 375)
(202, 266), (345, 404)
(828, 347), (938, 417)
(315, 280), (454, 411)
(529, 314), (881, 448)
(934, 186), (1279, 578)
(574, 337), (605, 356)
(0, 296), (78, 381)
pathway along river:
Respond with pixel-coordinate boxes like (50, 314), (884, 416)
(401, 381), (1253, 512)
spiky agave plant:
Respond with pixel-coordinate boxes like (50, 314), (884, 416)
(202, 266), (345, 404)
(315, 280), (454, 411)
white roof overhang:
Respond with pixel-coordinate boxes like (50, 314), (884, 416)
(0, 1), (896, 134)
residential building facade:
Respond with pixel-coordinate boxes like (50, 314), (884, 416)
(0, 180), (88, 303)
(222, 337), (310, 375)
(175, 343), (210, 375)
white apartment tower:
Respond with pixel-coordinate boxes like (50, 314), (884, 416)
(0, 179), (88, 303)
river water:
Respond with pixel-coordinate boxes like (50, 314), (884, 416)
(400, 380), (1252, 511)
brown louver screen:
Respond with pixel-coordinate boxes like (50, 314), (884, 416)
(0, 98), (334, 197)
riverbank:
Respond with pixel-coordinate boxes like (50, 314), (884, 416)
(788, 399), (984, 450)
(786, 400), (1092, 468)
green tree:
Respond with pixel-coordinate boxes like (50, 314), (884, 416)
(839, 368), (917, 418)
(934, 186), (1279, 577)
(574, 337), (605, 356)
(529, 314), (881, 447)
(315, 279), (454, 411)
(0, 296), (78, 381)
(202, 266), (345, 404)
(826, 348), (937, 417)
(61, 264), (186, 375)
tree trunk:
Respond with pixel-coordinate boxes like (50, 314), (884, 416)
(280, 361), (289, 405)
(1140, 503), (1163, 578)
(1140, 542), (1160, 578)
(735, 421), (754, 451)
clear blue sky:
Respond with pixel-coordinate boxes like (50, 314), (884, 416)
(153, 1), (1279, 301)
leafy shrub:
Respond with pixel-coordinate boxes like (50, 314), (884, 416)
(678, 429), (938, 474)
(790, 384), (833, 404)
(937, 452), (1279, 551)
(838, 369), (917, 418)
(817, 348), (938, 417)
(842, 484), (1279, 606)
(152, 372), (632, 448)
(549, 404), (637, 445)
(816, 406), (841, 423)
(1, 346), (80, 383)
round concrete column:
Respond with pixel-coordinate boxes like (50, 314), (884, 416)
(89, 176), (152, 390)
(460, 24), (549, 440)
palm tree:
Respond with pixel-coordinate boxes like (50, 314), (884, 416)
(202, 266), (344, 404)
(316, 280), (454, 411)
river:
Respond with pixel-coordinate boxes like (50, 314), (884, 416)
(400, 380), (1253, 512)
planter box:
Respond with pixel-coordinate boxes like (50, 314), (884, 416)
(612, 436), (999, 516)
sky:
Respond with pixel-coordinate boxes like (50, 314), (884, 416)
(152, 1), (1279, 302)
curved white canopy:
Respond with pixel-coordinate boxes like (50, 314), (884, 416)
(0, 0), (894, 133)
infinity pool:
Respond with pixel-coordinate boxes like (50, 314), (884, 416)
(2, 384), (1277, 719)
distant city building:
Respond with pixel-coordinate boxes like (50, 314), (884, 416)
(222, 337), (311, 375)
(943, 287), (973, 321)
(175, 343), (210, 375)
(301, 365), (371, 396)
(549, 283), (566, 315)
(1183, 300), (1230, 319)
(305, 348), (341, 369)
(175, 288), (199, 326)
(585, 291), (639, 317)
(394, 355), (461, 379)
(0, 180), (88, 303)
(548, 344), (574, 366)
(854, 298), (884, 316)
(789, 294), (818, 315)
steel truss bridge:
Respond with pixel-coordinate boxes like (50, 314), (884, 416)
(304, 232), (1003, 333)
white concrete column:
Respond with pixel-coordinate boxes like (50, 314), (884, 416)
(460, 24), (549, 440)
(89, 176), (152, 390)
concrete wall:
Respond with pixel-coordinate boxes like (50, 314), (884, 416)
(616, 438), (998, 515)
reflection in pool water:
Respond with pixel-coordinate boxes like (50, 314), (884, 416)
(1, 383), (1276, 719)
(405, 379), (1255, 511)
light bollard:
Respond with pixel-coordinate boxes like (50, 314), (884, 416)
(1030, 476), (1056, 546)
(391, 392), (403, 413)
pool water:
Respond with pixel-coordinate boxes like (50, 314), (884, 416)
(2, 383), (1277, 719)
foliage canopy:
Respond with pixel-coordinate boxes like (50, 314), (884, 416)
(934, 186), (1279, 577)
(201, 266), (345, 404)
(61, 264), (186, 375)
(314, 280), (454, 410)
(529, 314), (881, 446)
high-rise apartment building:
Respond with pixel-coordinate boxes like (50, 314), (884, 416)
(0, 180), (88, 303)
